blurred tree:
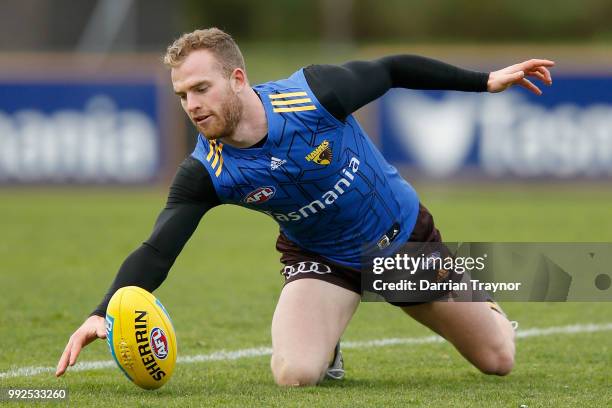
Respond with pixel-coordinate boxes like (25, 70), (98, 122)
(319, 0), (354, 43)
(183, 0), (318, 42)
(1, 0), (611, 52)
(351, 0), (612, 43)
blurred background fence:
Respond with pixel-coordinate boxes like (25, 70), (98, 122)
(1, 0), (611, 183)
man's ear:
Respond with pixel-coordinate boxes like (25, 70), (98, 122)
(230, 68), (247, 92)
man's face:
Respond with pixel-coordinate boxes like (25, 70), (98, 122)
(171, 49), (243, 140)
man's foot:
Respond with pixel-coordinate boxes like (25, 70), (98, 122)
(325, 342), (345, 380)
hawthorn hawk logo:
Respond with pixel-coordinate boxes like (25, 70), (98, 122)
(305, 140), (333, 166)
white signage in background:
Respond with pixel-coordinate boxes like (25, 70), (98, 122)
(0, 96), (159, 182)
(479, 92), (612, 177)
(390, 92), (479, 177)
(389, 90), (612, 178)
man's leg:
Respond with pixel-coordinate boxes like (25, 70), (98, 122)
(271, 279), (360, 386)
(402, 300), (515, 375)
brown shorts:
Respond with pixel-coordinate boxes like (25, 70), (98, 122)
(276, 203), (444, 306)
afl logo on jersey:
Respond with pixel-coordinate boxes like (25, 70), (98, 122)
(243, 186), (276, 204)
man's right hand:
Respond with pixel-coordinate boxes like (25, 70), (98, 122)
(55, 315), (107, 377)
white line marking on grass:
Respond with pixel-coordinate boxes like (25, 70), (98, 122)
(2, 322), (611, 379)
(178, 347), (273, 364)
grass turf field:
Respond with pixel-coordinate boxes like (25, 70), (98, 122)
(1, 184), (611, 407)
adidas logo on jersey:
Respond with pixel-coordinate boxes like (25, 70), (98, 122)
(271, 157), (287, 170)
(264, 157), (360, 222)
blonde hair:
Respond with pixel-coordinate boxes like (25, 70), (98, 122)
(163, 28), (245, 77)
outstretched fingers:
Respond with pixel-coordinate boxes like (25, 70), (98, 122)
(518, 77), (542, 95)
(56, 334), (89, 376)
(69, 340), (83, 366)
(56, 340), (74, 377)
(522, 60), (554, 83)
(536, 66), (553, 84)
(520, 59), (555, 70)
(525, 66), (552, 85)
(56, 315), (106, 377)
(527, 70), (546, 82)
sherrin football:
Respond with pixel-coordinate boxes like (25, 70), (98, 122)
(105, 286), (177, 390)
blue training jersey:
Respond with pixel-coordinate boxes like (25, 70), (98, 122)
(191, 68), (419, 269)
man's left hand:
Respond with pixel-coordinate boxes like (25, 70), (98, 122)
(488, 59), (555, 95)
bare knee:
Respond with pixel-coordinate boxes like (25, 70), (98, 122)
(476, 346), (515, 376)
(271, 354), (327, 387)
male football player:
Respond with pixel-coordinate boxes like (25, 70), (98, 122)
(56, 28), (554, 386)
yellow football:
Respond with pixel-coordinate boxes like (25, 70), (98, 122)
(105, 286), (177, 390)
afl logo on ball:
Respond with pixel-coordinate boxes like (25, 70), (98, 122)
(150, 327), (168, 360)
(243, 186), (275, 204)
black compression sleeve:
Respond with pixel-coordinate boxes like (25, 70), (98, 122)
(304, 54), (489, 120)
(90, 156), (220, 317)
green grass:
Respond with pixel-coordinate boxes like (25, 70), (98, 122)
(1, 185), (611, 407)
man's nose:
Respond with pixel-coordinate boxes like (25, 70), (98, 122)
(186, 94), (201, 113)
